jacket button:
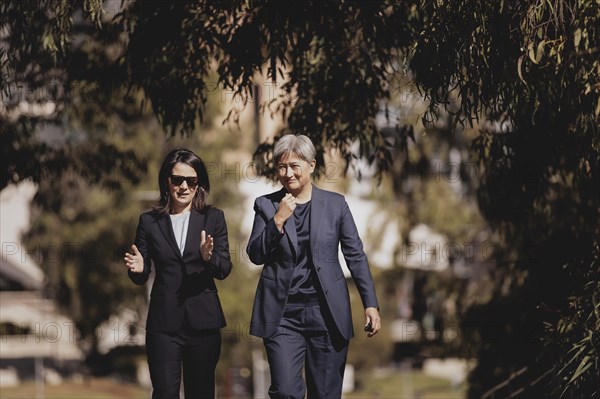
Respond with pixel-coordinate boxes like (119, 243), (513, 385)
(325, 290), (329, 295)
(317, 267), (322, 272)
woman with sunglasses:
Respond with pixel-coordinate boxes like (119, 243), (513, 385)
(124, 148), (232, 399)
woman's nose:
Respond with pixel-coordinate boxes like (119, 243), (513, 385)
(285, 166), (294, 177)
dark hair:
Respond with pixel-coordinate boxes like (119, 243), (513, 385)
(154, 149), (210, 215)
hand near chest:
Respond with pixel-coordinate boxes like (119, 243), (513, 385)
(200, 230), (213, 262)
(124, 245), (144, 273)
(274, 193), (297, 231)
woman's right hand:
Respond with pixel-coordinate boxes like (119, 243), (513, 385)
(124, 244), (144, 273)
(274, 193), (296, 230)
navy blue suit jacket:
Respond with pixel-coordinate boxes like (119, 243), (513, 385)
(247, 185), (379, 340)
(128, 207), (232, 332)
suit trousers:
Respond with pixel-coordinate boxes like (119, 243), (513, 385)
(263, 302), (349, 399)
(146, 319), (221, 399)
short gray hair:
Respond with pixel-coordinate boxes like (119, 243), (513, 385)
(273, 134), (316, 163)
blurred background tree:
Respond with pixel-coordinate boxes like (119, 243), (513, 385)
(409, 2), (599, 397)
(2, 2), (256, 385)
(2, 0), (598, 397)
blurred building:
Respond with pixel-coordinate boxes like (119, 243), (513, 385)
(0, 181), (83, 387)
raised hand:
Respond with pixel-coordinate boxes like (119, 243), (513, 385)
(200, 230), (214, 261)
(124, 244), (144, 273)
(274, 193), (296, 230)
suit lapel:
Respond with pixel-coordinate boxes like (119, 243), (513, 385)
(272, 189), (298, 260)
(309, 185), (326, 252)
(156, 214), (184, 260)
(183, 210), (204, 260)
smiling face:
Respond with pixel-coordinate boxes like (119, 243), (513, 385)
(276, 152), (315, 196)
(168, 162), (198, 213)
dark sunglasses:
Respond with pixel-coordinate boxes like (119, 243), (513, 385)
(169, 175), (199, 188)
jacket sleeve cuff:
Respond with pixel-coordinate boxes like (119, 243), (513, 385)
(265, 218), (285, 244)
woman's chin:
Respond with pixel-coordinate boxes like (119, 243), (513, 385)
(172, 198), (191, 210)
(283, 182), (301, 193)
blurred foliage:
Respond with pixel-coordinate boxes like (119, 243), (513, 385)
(547, 257), (599, 398)
(410, 1), (599, 397)
(17, 5), (154, 359)
(2, 0), (599, 397)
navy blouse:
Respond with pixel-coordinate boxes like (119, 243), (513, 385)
(286, 201), (319, 304)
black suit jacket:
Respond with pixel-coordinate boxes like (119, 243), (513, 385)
(247, 186), (378, 340)
(128, 207), (232, 332)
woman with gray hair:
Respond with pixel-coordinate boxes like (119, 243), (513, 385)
(247, 134), (381, 398)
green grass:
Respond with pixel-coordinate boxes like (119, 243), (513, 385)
(0, 371), (466, 399)
(345, 369), (466, 399)
(0, 378), (148, 399)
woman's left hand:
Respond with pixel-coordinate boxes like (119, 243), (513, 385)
(364, 307), (381, 337)
(200, 230), (214, 261)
